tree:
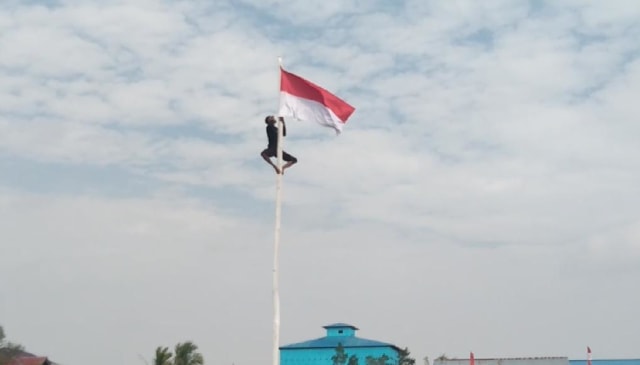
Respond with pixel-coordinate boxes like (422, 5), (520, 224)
(332, 343), (348, 365)
(332, 343), (359, 365)
(173, 341), (204, 365)
(397, 347), (415, 365)
(366, 354), (392, 365)
(0, 326), (25, 365)
(436, 355), (449, 361)
(153, 346), (173, 365)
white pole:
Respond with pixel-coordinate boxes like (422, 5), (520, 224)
(272, 56), (284, 365)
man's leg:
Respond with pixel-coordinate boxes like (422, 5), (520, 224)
(281, 151), (298, 174)
(261, 149), (280, 174)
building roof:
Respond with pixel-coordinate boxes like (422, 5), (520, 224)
(280, 323), (400, 351)
(280, 335), (398, 350)
(6, 357), (50, 365)
(322, 323), (359, 330)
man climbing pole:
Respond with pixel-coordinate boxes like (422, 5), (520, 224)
(261, 115), (298, 174)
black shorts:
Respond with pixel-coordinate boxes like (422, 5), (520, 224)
(263, 148), (297, 162)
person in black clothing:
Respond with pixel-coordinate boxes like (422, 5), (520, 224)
(261, 115), (298, 174)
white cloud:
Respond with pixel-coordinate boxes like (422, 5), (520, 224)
(1, 1), (640, 364)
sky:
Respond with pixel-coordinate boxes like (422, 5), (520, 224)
(1, 0), (639, 364)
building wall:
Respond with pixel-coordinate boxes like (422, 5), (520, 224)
(281, 346), (398, 365)
(570, 361), (640, 365)
(326, 328), (357, 337)
(435, 358), (569, 365)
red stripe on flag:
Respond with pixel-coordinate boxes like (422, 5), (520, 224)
(280, 67), (355, 122)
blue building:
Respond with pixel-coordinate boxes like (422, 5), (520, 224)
(280, 323), (401, 365)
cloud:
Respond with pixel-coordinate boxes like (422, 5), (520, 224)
(1, 0), (640, 364)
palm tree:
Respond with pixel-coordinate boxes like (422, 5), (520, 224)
(153, 346), (173, 365)
(174, 342), (204, 365)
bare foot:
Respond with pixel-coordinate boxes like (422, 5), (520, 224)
(273, 166), (281, 174)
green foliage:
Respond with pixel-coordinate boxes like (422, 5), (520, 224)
(366, 354), (392, 365)
(173, 342), (204, 365)
(153, 346), (173, 365)
(150, 341), (204, 365)
(332, 343), (359, 365)
(333, 344), (414, 365)
(332, 343), (348, 365)
(397, 347), (416, 365)
(0, 325), (25, 365)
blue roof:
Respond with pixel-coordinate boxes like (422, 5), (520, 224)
(323, 323), (359, 329)
(280, 335), (398, 350)
(280, 323), (400, 351)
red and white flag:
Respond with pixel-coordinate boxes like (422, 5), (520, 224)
(587, 347), (592, 365)
(278, 67), (356, 134)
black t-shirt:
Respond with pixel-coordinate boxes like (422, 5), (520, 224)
(267, 124), (277, 149)
(266, 123), (286, 149)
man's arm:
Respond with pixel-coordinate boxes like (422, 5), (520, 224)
(279, 116), (287, 137)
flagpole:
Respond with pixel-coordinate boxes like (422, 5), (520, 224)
(272, 56), (284, 365)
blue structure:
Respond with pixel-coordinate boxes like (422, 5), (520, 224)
(280, 323), (400, 365)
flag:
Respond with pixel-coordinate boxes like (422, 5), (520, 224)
(278, 67), (356, 134)
(587, 347), (592, 365)
(470, 352), (475, 365)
